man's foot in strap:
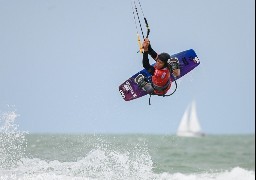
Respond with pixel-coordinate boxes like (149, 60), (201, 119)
(134, 74), (147, 88)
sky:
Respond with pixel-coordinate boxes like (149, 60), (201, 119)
(0, 0), (255, 134)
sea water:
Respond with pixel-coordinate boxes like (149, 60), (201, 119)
(0, 111), (255, 180)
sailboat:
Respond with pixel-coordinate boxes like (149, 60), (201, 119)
(176, 101), (205, 137)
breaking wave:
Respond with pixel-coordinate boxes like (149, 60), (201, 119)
(0, 157), (254, 180)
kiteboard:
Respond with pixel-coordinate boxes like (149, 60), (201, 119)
(119, 49), (200, 101)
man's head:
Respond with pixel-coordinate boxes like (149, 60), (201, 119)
(155, 53), (171, 69)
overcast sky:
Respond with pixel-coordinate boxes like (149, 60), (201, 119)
(0, 0), (255, 134)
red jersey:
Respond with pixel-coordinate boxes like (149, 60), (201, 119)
(152, 66), (171, 95)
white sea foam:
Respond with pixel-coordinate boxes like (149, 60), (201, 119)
(0, 156), (254, 180)
(158, 167), (255, 180)
(0, 148), (154, 180)
(0, 111), (27, 169)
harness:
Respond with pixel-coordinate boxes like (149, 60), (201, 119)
(148, 75), (178, 105)
(152, 79), (171, 92)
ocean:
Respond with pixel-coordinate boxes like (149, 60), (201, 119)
(0, 112), (255, 180)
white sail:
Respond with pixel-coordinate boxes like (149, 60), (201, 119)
(177, 105), (190, 135)
(189, 101), (202, 133)
(177, 101), (204, 137)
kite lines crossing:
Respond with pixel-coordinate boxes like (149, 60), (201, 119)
(130, 0), (150, 54)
